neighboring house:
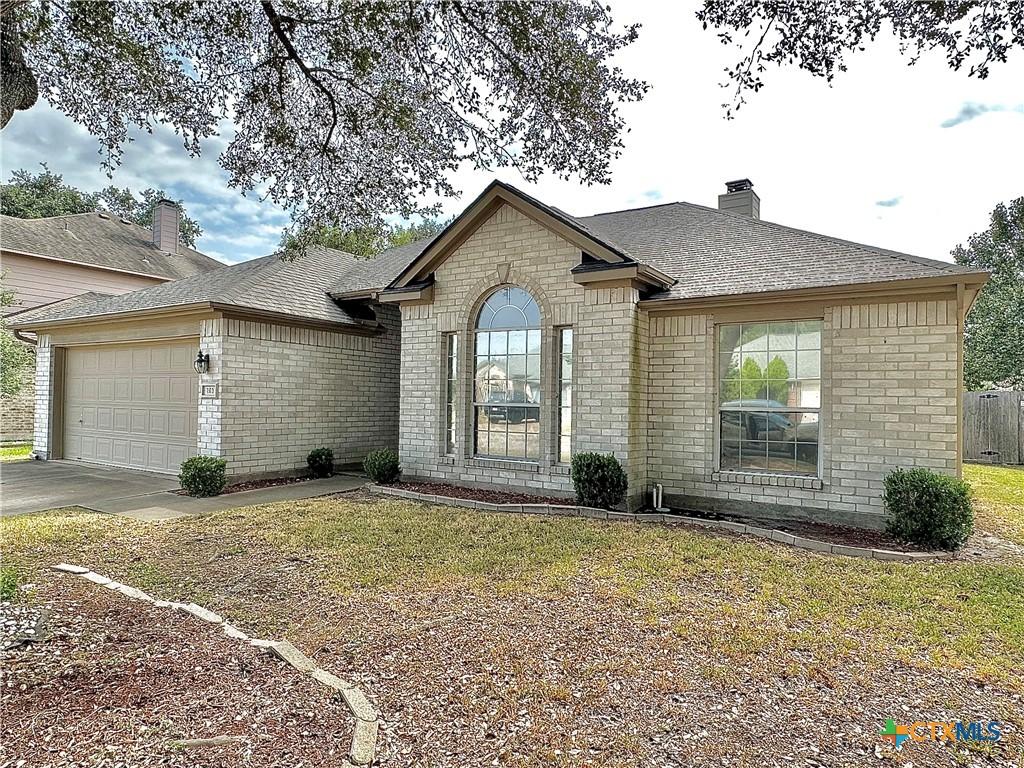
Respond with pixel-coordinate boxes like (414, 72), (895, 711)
(1, 201), (222, 441)
(9, 180), (989, 530)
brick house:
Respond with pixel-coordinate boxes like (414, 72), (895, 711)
(9, 180), (989, 529)
(1, 201), (221, 441)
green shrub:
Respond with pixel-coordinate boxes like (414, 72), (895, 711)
(0, 566), (19, 601)
(884, 467), (974, 550)
(307, 447), (334, 478)
(570, 452), (628, 509)
(364, 448), (400, 484)
(179, 456), (228, 497)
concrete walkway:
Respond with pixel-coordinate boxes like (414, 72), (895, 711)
(1, 460), (367, 520)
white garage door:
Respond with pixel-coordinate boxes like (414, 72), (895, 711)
(64, 341), (199, 473)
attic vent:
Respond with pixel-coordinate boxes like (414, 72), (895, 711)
(120, 218), (132, 225)
(97, 212), (109, 219)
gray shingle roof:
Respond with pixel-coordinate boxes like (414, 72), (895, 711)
(9, 246), (364, 328)
(333, 183), (975, 302)
(9, 184), (983, 330)
(0, 212), (222, 279)
(575, 202), (976, 301)
(328, 236), (437, 296)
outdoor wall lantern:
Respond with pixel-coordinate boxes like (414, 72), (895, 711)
(193, 350), (210, 375)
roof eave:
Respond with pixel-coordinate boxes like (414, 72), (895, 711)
(1, 246), (178, 282)
(389, 180), (632, 290)
(638, 271), (991, 311)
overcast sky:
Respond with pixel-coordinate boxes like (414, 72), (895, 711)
(2, 2), (1022, 265)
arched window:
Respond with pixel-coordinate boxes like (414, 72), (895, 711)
(474, 287), (541, 459)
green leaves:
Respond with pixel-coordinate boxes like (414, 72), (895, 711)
(955, 197), (1024, 391)
(884, 467), (974, 551)
(3, 1), (645, 245)
(0, 166), (203, 248)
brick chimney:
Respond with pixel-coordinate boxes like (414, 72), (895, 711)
(718, 179), (760, 219)
(152, 199), (181, 253)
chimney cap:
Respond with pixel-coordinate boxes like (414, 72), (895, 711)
(156, 198), (178, 206)
(725, 179), (754, 193)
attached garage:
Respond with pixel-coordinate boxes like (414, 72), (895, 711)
(63, 340), (199, 473)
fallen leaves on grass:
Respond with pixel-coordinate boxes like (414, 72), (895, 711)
(0, 576), (352, 767)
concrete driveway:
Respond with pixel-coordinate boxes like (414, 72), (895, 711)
(1, 460), (178, 517)
(1, 459), (368, 520)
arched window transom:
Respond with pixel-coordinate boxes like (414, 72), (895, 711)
(473, 287), (541, 459)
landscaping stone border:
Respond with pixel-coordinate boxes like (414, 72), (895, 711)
(372, 485), (953, 563)
(49, 564), (378, 766)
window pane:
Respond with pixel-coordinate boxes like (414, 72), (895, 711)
(558, 327), (573, 463)
(741, 323), (768, 351)
(720, 439), (741, 470)
(766, 351), (795, 379)
(795, 380), (821, 408)
(509, 330), (527, 354)
(768, 322), (796, 351)
(795, 442), (819, 474)
(767, 442), (797, 472)
(796, 350), (820, 378)
(488, 430), (507, 457)
(797, 321), (821, 349)
(740, 438), (768, 470)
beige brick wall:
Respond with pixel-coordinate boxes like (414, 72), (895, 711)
(398, 204), (647, 506)
(31, 335), (53, 458)
(647, 298), (960, 529)
(199, 309), (401, 478)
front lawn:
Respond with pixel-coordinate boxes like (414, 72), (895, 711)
(2, 466), (1022, 766)
(966, 463), (1024, 546)
(0, 442), (31, 462)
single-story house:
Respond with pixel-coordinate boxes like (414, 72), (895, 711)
(1, 201), (222, 440)
(10, 180), (989, 529)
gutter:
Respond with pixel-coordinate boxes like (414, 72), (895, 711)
(638, 271), (991, 312)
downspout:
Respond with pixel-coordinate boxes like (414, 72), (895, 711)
(956, 282), (965, 479)
(13, 329), (36, 345)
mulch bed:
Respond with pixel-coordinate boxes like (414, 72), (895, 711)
(175, 475), (314, 496)
(768, 519), (918, 551)
(394, 481), (570, 506)
(395, 482), (917, 551)
(0, 578), (353, 767)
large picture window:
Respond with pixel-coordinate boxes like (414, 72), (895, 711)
(474, 287), (542, 459)
(718, 320), (821, 475)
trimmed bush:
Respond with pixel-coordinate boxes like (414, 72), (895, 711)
(570, 452), (628, 509)
(884, 467), (974, 550)
(179, 456), (227, 497)
(307, 447), (335, 478)
(364, 448), (400, 484)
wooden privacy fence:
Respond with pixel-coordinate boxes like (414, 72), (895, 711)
(963, 391), (1024, 465)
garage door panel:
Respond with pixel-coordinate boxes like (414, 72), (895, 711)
(169, 377), (191, 403)
(131, 378), (149, 401)
(151, 377), (169, 402)
(149, 411), (168, 435)
(64, 341), (198, 474)
(96, 407), (113, 430)
(113, 408), (130, 432)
